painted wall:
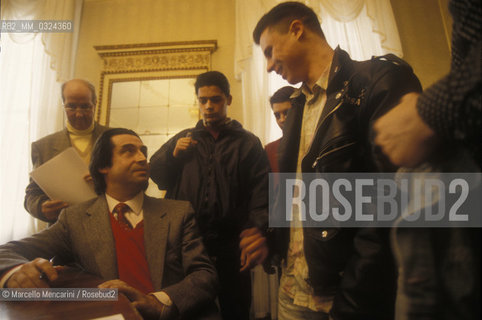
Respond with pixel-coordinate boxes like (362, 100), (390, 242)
(391, 0), (452, 89)
(74, 0), (243, 122)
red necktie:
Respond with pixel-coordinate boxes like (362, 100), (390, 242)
(113, 203), (133, 229)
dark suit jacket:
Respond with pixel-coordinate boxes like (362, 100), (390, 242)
(1, 194), (219, 319)
(24, 124), (108, 221)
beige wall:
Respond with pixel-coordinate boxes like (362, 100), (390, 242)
(390, 0), (452, 89)
(74, 0), (243, 123)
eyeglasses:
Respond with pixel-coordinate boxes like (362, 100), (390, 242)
(64, 103), (94, 112)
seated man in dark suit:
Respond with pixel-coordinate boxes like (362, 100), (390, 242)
(24, 79), (108, 223)
(1, 128), (219, 319)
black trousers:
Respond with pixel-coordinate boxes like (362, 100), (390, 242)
(213, 253), (252, 320)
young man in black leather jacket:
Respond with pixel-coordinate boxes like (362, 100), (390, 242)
(253, 2), (422, 319)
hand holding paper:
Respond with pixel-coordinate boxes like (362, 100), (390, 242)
(30, 147), (97, 210)
(41, 200), (69, 221)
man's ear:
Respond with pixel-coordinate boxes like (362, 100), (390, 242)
(289, 19), (304, 40)
(226, 94), (232, 106)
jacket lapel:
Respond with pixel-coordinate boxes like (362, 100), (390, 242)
(303, 48), (354, 165)
(316, 47), (350, 133)
(143, 196), (169, 291)
(52, 129), (72, 154)
(84, 196), (118, 280)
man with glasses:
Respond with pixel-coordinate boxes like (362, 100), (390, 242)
(150, 71), (269, 320)
(24, 79), (108, 223)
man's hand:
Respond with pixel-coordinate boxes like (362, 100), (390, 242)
(172, 137), (198, 158)
(41, 200), (69, 221)
(6, 258), (58, 288)
(239, 227), (268, 272)
(99, 280), (168, 319)
(374, 92), (439, 168)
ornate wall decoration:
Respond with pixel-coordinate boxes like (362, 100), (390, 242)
(94, 40), (217, 125)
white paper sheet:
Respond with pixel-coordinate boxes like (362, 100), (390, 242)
(30, 147), (97, 204)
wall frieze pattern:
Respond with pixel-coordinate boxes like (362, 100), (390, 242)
(100, 51), (212, 72)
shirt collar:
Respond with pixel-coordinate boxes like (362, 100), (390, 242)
(105, 191), (144, 216)
(291, 59), (333, 103)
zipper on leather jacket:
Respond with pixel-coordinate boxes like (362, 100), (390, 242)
(308, 100), (344, 170)
(309, 80), (353, 169)
(312, 141), (356, 168)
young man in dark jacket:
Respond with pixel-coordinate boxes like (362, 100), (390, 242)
(150, 71), (270, 320)
(253, 2), (422, 319)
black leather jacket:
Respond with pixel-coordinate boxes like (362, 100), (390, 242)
(274, 48), (422, 320)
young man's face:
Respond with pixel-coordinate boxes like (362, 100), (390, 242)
(272, 100), (292, 131)
(101, 134), (149, 192)
(63, 81), (96, 130)
(197, 85), (232, 127)
(259, 26), (306, 84)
